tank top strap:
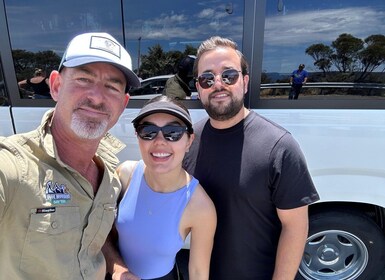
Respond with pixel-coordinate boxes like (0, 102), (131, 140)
(184, 176), (199, 203)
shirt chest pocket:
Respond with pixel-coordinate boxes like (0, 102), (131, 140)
(20, 207), (81, 279)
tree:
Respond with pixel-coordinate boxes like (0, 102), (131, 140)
(138, 44), (197, 79)
(34, 50), (61, 73)
(12, 49), (61, 81)
(357, 34), (385, 81)
(183, 45), (197, 56)
(330, 33), (363, 73)
(305, 43), (332, 76)
(139, 44), (168, 78)
(306, 33), (385, 82)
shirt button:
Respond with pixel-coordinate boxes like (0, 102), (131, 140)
(84, 269), (88, 275)
(51, 221), (58, 229)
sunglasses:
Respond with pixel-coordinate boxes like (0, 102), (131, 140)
(136, 124), (189, 142)
(197, 68), (242, 89)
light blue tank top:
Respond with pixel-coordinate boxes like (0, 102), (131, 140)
(116, 160), (198, 279)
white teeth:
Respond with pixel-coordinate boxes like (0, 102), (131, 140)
(152, 152), (171, 158)
(215, 93), (227, 98)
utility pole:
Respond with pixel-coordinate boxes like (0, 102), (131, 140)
(137, 36), (141, 77)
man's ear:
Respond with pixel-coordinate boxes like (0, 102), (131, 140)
(123, 93), (130, 107)
(49, 71), (60, 101)
(243, 74), (249, 94)
(195, 81), (202, 100)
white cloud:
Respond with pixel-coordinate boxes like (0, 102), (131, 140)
(264, 7), (385, 47)
(197, 8), (215, 19)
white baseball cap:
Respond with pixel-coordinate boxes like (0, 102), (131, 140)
(58, 32), (140, 90)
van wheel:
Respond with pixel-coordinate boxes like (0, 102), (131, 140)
(297, 210), (385, 280)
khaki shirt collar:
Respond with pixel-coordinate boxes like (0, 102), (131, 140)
(38, 109), (126, 168)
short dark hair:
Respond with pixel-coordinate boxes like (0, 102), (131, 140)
(193, 36), (249, 78)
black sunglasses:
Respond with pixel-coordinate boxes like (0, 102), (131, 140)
(136, 124), (189, 142)
(197, 68), (242, 89)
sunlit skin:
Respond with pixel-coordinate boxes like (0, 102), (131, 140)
(48, 63), (129, 189)
(196, 47), (250, 129)
(137, 113), (194, 192)
(50, 63), (129, 142)
(112, 112), (216, 280)
(196, 46), (310, 280)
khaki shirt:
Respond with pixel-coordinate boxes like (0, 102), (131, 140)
(0, 110), (124, 280)
(163, 74), (191, 99)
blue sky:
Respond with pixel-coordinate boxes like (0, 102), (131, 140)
(5, 0), (385, 74)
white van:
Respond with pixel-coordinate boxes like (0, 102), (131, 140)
(1, 1), (385, 279)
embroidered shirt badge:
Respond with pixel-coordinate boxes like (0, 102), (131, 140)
(45, 181), (71, 205)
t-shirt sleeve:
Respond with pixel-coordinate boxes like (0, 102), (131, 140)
(269, 133), (320, 209)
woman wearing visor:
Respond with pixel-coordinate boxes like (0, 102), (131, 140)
(104, 95), (216, 280)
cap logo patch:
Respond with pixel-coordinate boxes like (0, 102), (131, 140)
(90, 35), (121, 58)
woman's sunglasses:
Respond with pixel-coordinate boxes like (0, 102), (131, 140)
(197, 68), (242, 89)
(136, 124), (189, 142)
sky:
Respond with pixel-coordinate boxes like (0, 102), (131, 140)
(4, 0), (385, 74)
(263, 1), (385, 72)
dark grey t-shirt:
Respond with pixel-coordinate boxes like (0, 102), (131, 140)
(183, 111), (319, 280)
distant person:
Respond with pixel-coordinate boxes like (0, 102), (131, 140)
(18, 68), (51, 99)
(164, 55), (196, 99)
(103, 95), (216, 280)
(289, 64), (308, 99)
(183, 36), (319, 279)
(0, 32), (140, 279)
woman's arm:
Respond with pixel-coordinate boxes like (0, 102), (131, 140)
(187, 185), (217, 280)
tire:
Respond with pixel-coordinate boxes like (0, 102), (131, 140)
(297, 210), (385, 280)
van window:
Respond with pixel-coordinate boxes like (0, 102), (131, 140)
(0, 57), (8, 106)
(4, 0), (244, 101)
(261, 0), (385, 101)
(122, 1), (243, 82)
(4, 0), (123, 100)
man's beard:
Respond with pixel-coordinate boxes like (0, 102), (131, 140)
(202, 92), (244, 121)
(70, 103), (109, 139)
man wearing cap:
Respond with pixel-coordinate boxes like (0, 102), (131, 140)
(0, 32), (140, 280)
(289, 64), (308, 99)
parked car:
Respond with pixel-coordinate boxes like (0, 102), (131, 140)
(129, 75), (198, 98)
(129, 75), (172, 96)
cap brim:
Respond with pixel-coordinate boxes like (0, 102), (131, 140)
(132, 102), (193, 133)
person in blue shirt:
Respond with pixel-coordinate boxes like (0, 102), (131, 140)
(289, 64), (308, 99)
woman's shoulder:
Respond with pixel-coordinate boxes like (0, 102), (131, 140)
(189, 183), (216, 217)
(117, 160), (140, 198)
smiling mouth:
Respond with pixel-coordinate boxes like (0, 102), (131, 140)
(213, 93), (228, 98)
(151, 152), (171, 158)
(77, 107), (108, 117)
